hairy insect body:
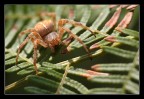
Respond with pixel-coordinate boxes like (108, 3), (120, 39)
(35, 20), (60, 47)
(16, 12), (95, 74)
(34, 20), (54, 37)
(44, 32), (60, 47)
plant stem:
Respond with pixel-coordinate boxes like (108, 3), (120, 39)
(5, 78), (26, 92)
(57, 49), (103, 66)
(55, 64), (70, 94)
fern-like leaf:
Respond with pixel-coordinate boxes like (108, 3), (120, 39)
(5, 5), (139, 94)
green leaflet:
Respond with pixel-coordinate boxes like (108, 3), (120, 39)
(5, 57), (24, 66)
(119, 28), (139, 39)
(124, 80), (139, 94)
(42, 62), (65, 69)
(26, 75), (77, 94)
(122, 51), (139, 94)
(5, 20), (25, 47)
(5, 18), (16, 37)
(69, 7), (91, 45)
(24, 86), (76, 94)
(116, 36), (139, 48)
(11, 18), (39, 53)
(129, 68), (139, 81)
(6, 62), (32, 72)
(26, 75), (59, 92)
(5, 52), (16, 60)
(17, 66), (37, 75)
(39, 67), (63, 79)
(91, 6), (110, 30)
(71, 6), (110, 47)
(59, 87), (77, 94)
(92, 63), (132, 72)
(102, 46), (136, 59)
(39, 67), (89, 94)
(89, 75), (126, 84)
(87, 88), (123, 94)
(71, 7), (91, 35)
(24, 86), (53, 94)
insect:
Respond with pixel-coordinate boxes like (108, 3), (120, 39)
(16, 12), (96, 74)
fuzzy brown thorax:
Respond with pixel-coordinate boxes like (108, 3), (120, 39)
(34, 20), (54, 37)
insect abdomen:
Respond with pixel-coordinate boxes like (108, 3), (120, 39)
(34, 20), (54, 37)
(44, 32), (60, 46)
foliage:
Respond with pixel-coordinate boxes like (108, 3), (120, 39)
(5, 5), (139, 94)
